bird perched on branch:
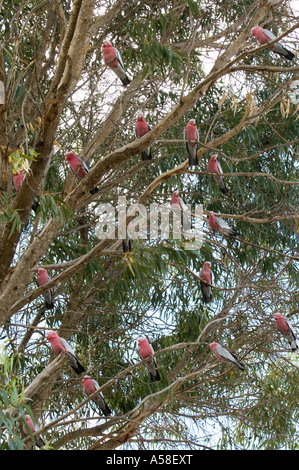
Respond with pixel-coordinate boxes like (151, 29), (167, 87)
(184, 119), (199, 167)
(207, 154), (228, 194)
(171, 189), (193, 232)
(210, 342), (245, 370)
(135, 112), (152, 161)
(82, 375), (112, 416)
(13, 169), (40, 213)
(22, 414), (45, 449)
(274, 313), (299, 352)
(200, 261), (213, 304)
(102, 39), (131, 86)
(65, 151), (98, 195)
(138, 337), (161, 382)
(36, 268), (54, 310)
(208, 211), (238, 236)
(47, 331), (85, 375)
(252, 26), (295, 61)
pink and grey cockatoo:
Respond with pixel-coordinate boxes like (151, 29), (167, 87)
(23, 414), (45, 449)
(274, 313), (299, 352)
(36, 268), (54, 310)
(138, 337), (161, 382)
(252, 26), (295, 61)
(82, 375), (112, 416)
(208, 211), (237, 236)
(102, 39), (131, 86)
(207, 155), (228, 194)
(65, 151), (98, 195)
(183, 119), (199, 167)
(200, 261), (213, 304)
(210, 342), (245, 370)
(13, 170), (25, 191)
(47, 331), (85, 375)
(13, 170), (39, 213)
(171, 189), (192, 231)
(135, 112), (152, 161)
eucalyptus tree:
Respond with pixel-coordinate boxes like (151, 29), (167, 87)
(0, 0), (298, 450)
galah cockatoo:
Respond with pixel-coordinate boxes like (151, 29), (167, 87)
(274, 313), (299, 352)
(251, 26), (295, 61)
(47, 330), (85, 375)
(36, 268), (54, 310)
(102, 39), (131, 86)
(208, 211), (237, 236)
(138, 337), (161, 382)
(13, 171), (25, 191)
(183, 119), (199, 167)
(13, 170), (39, 213)
(200, 262), (213, 304)
(210, 342), (245, 370)
(207, 155), (228, 194)
(65, 151), (98, 195)
(82, 375), (112, 416)
(171, 189), (192, 231)
(23, 414), (45, 449)
(135, 112), (152, 161)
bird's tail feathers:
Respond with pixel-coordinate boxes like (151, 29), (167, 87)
(121, 76), (131, 86)
(89, 186), (99, 195)
(71, 360), (86, 375)
(122, 238), (132, 253)
(188, 155), (198, 167)
(31, 198), (40, 214)
(203, 292), (213, 304)
(45, 300), (54, 310)
(150, 370), (161, 382)
(141, 150), (152, 161)
(101, 403), (112, 416)
(220, 185), (229, 194)
(275, 48), (295, 61)
(236, 361), (245, 371)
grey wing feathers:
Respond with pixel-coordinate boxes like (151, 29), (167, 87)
(115, 48), (125, 69)
(92, 378), (100, 389)
(215, 216), (236, 235)
(179, 197), (188, 212)
(43, 290), (54, 310)
(81, 158), (89, 174)
(114, 48), (131, 85)
(179, 198), (192, 231)
(215, 216), (230, 230)
(85, 379), (111, 416)
(262, 29), (277, 41)
(145, 356), (161, 382)
(217, 345), (245, 370)
(262, 29), (294, 60)
(60, 337), (75, 355)
(216, 161), (228, 194)
(285, 319), (299, 351)
(60, 337), (86, 375)
(216, 160), (223, 174)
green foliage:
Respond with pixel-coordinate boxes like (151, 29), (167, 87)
(0, 0), (298, 452)
(0, 353), (32, 450)
(0, 192), (22, 237)
(38, 194), (73, 225)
